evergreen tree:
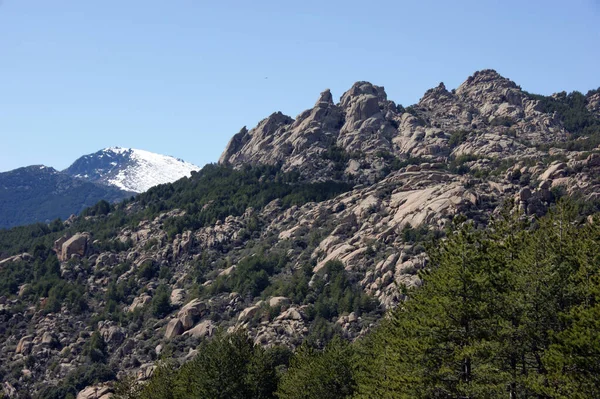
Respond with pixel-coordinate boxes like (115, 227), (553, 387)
(277, 336), (355, 399)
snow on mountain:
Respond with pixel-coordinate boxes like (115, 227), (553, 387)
(64, 147), (201, 193)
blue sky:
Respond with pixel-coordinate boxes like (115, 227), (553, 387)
(1, 0), (599, 172)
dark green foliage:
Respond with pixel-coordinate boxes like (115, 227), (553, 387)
(115, 330), (286, 399)
(85, 331), (108, 363)
(0, 245), (88, 315)
(36, 363), (116, 399)
(277, 337), (356, 399)
(528, 89), (600, 150)
(322, 145), (362, 165)
(447, 153), (480, 175)
(154, 164), (351, 238)
(448, 130), (471, 148)
(375, 151), (426, 172)
(307, 261), (377, 322)
(489, 116), (515, 127)
(0, 164), (350, 260)
(137, 260), (159, 280)
(354, 203), (600, 398)
(82, 199), (111, 217)
(401, 223), (440, 243)
(151, 285), (172, 318)
(211, 253), (286, 298)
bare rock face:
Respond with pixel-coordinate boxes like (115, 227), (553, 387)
(168, 298), (210, 332)
(587, 92), (600, 115)
(218, 69), (571, 185)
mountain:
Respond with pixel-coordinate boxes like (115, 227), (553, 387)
(64, 147), (201, 193)
(0, 165), (129, 229)
(0, 148), (200, 229)
(1, 70), (600, 397)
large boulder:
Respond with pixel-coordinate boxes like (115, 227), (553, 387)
(164, 319), (184, 339)
(177, 299), (207, 330)
(76, 384), (113, 399)
(56, 233), (91, 261)
(170, 289), (186, 307)
(268, 296), (291, 309)
(128, 294), (152, 312)
(183, 320), (215, 339)
(238, 305), (260, 322)
(16, 335), (34, 355)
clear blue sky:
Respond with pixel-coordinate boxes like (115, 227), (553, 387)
(1, 0), (599, 172)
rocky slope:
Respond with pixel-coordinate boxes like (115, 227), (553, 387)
(1, 70), (600, 397)
(65, 147), (201, 193)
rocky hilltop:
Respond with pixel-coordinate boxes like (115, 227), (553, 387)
(1, 70), (600, 397)
(220, 70), (589, 184)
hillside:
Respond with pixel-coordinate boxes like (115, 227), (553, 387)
(1, 70), (600, 397)
(0, 166), (130, 229)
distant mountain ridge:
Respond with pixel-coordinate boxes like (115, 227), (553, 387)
(0, 148), (201, 228)
(0, 165), (128, 228)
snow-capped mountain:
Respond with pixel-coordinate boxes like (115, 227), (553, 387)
(64, 147), (201, 193)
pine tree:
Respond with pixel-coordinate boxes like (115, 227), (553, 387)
(277, 337), (356, 399)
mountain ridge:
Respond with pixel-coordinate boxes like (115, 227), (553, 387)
(1, 69), (600, 396)
(0, 148), (201, 228)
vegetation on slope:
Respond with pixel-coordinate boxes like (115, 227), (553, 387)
(114, 202), (600, 399)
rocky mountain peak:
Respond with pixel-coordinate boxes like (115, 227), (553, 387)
(255, 112), (294, 138)
(419, 82), (455, 106)
(315, 89), (334, 107)
(455, 69), (521, 103)
(339, 81), (388, 109)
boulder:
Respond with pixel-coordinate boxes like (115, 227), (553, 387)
(128, 294), (152, 312)
(76, 385), (113, 399)
(177, 299), (207, 330)
(540, 162), (567, 181)
(41, 332), (57, 347)
(183, 320), (215, 339)
(268, 296), (291, 309)
(59, 233), (91, 261)
(276, 307), (303, 321)
(170, 289), (186, 307)
(164, 319), (184, 339)
(518, 187), (532, 202)
(16, 335), (34, 355)
(586, 153), (600, 168)
(137, 363), (156, 381)
(238, 305), (260, 322)
(102, 326), (125, 346)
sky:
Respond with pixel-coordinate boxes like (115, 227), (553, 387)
(0, 0), (599, 172)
